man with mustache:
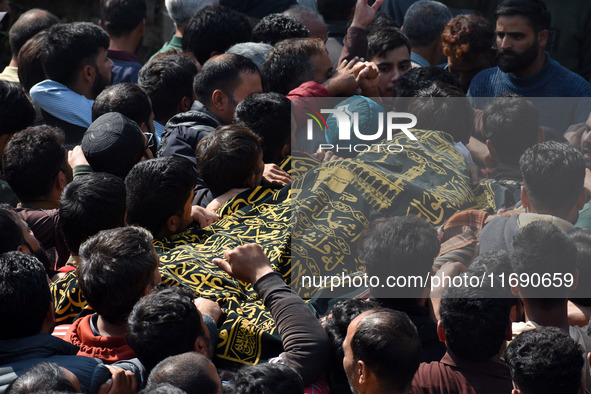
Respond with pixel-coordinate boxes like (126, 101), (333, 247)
(467, 0), (591, 132)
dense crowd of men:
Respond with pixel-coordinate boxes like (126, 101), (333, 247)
(2, 0), (591, 393)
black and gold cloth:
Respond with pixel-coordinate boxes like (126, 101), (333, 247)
(50, 129), (518, 369)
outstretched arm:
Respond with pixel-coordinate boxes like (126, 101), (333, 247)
(213, 244), (332, 385)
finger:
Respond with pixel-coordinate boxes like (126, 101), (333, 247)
(346, 57), (360, 69)
(97, 379), (113, 394)
(372, 0), (384, 10)
(197, 214), (208, 228)
(212, 258), (232, 275)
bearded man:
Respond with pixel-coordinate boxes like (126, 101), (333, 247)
(467, 0), (591, 132)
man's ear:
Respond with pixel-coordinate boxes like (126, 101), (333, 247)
(243, 173), (256, 188)
(178, 96), (193, 113)
(280, 144), (291, 160)
(55, 170), (67, 194)
(436, 320), (446, 343)
(520, 186), (531, 211)
(537, 29), (549, 48)
(82, 64), (95, 84)
(194, 335), (209, 357)
(138, 19), (146, 37)
(485, 139), (498, 167)
(165, 214), (179, 235)
(211, 90), (226, 111)
(576, 189), (587, 211)
(357, 360), (368, 385)
(41, 302), (56, 335)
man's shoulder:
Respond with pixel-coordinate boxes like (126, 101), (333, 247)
(478, 214), (520, 254)
(549, 58), (591, 95)
(468, 67), (504, 96)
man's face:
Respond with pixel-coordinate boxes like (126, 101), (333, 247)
(252, 153), (264, 187)
(224, 71), (262, 124)
(342, 313), (366, 394)
(15, 215), (53, 270)
(581, 113), (591, 168)
(447, 52), (491, 93)
(370, 46), (412, 97)
(92, 48), (114, 98)
(310, 49), (334, 84)
(176, 189), (196, 234)
(495, 15), (541, 74)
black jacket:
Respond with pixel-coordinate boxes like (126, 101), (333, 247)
(158, 100), (222, 207)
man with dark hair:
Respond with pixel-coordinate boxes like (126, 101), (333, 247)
(181, 5), (252, 66)
(323, 299), (381, 393)
(159, 53), (262, 206)
(82, 112), (151, 179)
(505, 327), (584, 394)
(402, 0), (452, 67)
(481, 95), (541, 181)
(479, 141), (586, 253)
(195, 125), (264, 198)
(126, 286), (213, 372)
(2, 125), (71, 268)
(0, 81), (36, 206)
(59, 172), (127, 262)
(63, 226), (159, 363)
(0, 204), (54, 277)
(412, 283), (514, 393)
(138, 53), (198, 144)
(5, 362), (81, 393)
(359, 215), (444, 363)
(30, 22), (114, 146)
(0, 8), (59, 83)
(342, 308), (421, 394)
(152, 0), (217, 59)
(99, 0), (146, 84)
(233, 92), (292, 165)
(0, 252), (141, 392)
(262, 37), (367, 97)
(317, 0), (356, 64)
(468, 0), (591, 130)
(367, 27), (411, 97)
(92, 83), (155, 136)
(509, 221), (591, 391)
(145, 352), (221, 394)
(225, 363), (303, 394)
(252, 13), (310, 46)
(125, 156), (217, 238)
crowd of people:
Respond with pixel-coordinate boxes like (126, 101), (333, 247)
(1, 0), (591, 393)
